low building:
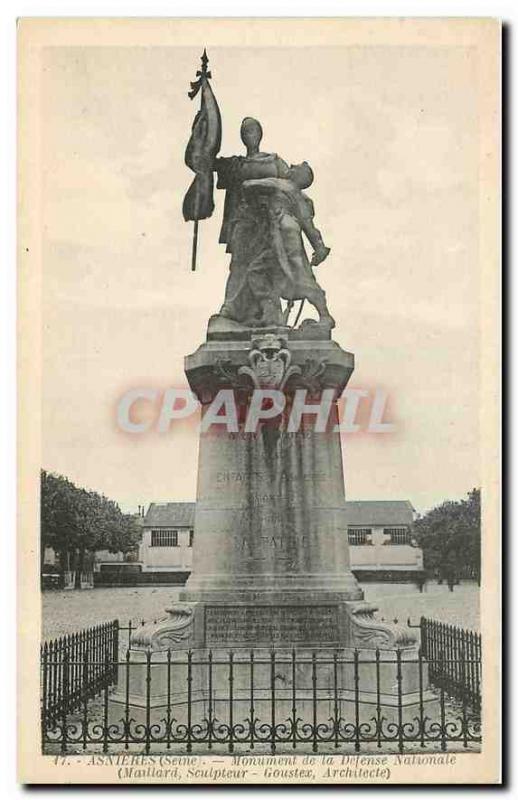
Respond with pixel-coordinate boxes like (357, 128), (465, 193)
(89, 504), (194, 586)
(138, 502), (194, 581)
(134, 499), (423, 584)
(346, 500), (423, 581)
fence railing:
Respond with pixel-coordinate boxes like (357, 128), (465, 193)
(41, 620), (119, 728)
(419, 617), (481, 712)
(41, 639), (481, 755)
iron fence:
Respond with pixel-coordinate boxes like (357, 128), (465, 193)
(419, 617), (481, 712)
(41, 620), (119, 727)
(41, 643), (481, 755)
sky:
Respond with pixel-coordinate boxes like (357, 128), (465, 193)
(40, 43), (481, 515)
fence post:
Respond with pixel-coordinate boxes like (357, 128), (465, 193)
(333, 650), (339, 750)
(396, 649), (404, 753)
(112, 620), (119, 686)
(145, 648), (152, 754)
(430, 619), (436, 683)
(460, 641), (468, 748)
(41, 643), (48, 748)
(93, 625), (98, 691)
(288, 648), (296, 750)
(312, 651), (318, 753)
(70, 633), (75, 710)
(103, 650), (110, 753)
(82, 647), (89, 750)
(270, 648), (276, 754)
(467, 631), (474, 707)
(166, 648), (172, 750)
(476, 633), (482, 713)
(49, 640), (56, 727)
(124, 647), (131, 750)
(61, 649), (69, 754)
(187, 649), (193, 754)
(208, 649), (214, 750)
(353, 649), (360, 753)
(249, 649), (255, 751)
(418, 647), (425, 748)
(439, 650), (447, 752)
(75, 631), (81, 708)
(420, 617), (427, 659)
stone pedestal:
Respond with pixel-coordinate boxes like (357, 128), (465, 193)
(170, 324), (414, 650)
(179, 327), (363, 645)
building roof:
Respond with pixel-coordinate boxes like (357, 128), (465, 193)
(143, 500), (414, 528)
(345, 500), (415, 527)
(144, 502), (195, 528)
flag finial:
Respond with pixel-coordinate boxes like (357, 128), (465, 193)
(188, 48), (212, 99)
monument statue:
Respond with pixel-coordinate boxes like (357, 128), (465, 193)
(109, 51), (432, 732)
(183, 53), (334, 332)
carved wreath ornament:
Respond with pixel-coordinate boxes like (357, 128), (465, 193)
(238, 334), (301, 390)
(216, 334), (327, 394)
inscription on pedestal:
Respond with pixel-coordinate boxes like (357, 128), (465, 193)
(205, 604), (339, 645)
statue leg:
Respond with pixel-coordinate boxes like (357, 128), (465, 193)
(220, 213), (283, 326)
(278, 217), (335, 328)
(248, 255), (283, 326)
(220, 265), (251, 320)
(301, 281), (335, 328)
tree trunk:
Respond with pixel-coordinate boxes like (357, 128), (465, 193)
(74, 548), (84, 590)
(57, 549), (66, 588)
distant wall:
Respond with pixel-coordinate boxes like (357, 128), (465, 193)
(348, 526), (423, 572)
(139, 528), (194, 571)
(94, 564), (190, 586)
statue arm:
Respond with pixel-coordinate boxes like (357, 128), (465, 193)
(242, 177), (286, 194)
(214, 156), (226, 171)
(298, 197), (331, 265)
(215, 156), (241, 189)
(276, 157), (291, 178)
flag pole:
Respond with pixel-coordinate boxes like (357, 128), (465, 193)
(191, 220), (199, 272)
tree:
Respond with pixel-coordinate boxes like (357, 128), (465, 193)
(40, 471), (81, 576)
(40, 470), (142, 587)
(413, 488), (481, 584)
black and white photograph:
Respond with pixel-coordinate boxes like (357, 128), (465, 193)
(16, 16), (500, 785)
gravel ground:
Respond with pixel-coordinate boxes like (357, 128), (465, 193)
(360, 581), (480, 631)
(42, 581), (479, 641)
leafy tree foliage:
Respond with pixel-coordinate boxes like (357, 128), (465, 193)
(41, 470), (142, 586)
(413, 489), (481, 583)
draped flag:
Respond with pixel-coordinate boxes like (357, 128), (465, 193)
(183, 50), (222, 271)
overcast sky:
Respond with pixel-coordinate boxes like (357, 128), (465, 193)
(40, 43), (481, 514)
